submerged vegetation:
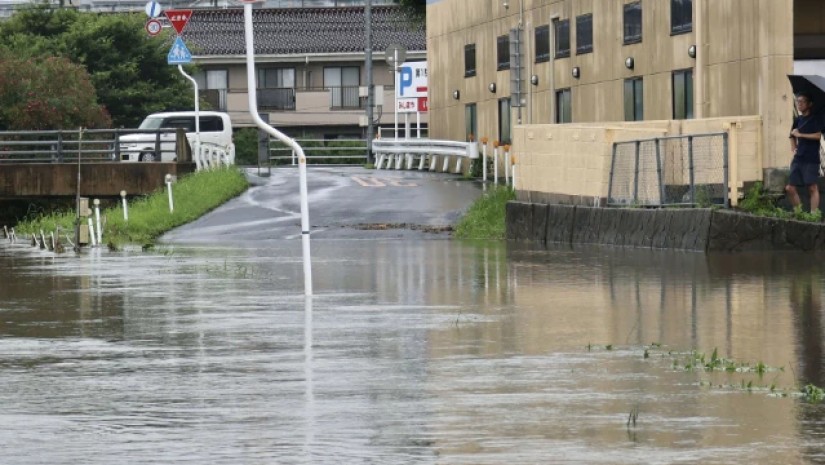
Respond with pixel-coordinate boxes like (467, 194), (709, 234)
(454, 186), (515, 240)
(588, 342), (825, 404)
(15, 168), (248, 248)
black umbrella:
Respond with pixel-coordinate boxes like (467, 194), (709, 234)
(788, 74), (825, 116)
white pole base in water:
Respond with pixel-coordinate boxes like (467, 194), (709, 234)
(244, 2), (312, 296)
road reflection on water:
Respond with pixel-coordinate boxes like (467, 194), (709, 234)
(0, 240), (823, 464)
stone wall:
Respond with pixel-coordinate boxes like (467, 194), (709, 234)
(507, 202), (825, 252)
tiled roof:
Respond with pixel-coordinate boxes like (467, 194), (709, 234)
(182, 6), (425, 56)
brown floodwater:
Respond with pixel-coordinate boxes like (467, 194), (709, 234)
(0, 239), (823, 464)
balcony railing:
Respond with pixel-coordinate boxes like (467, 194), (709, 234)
(329, 86), (363, 109)
(259, 87), (296, 111)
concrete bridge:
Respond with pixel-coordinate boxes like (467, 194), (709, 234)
(0, 162), (196, 199)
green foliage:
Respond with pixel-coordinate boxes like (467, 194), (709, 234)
(0, 50), (110, 130)
(739, 181), (822, 222)
(454, 186), (515, 240)
(16, 168), (249, 247)
(393, 0), (426, 21)
(802, 384), (825, 403)
(233, 128), (259, 166)
(0, 6), (195, 128)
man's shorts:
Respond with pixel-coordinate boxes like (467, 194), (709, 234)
(790, 160), (820, 186)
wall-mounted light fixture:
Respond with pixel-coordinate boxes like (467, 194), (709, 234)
(572, 67), (580, 79)
(530, 74), (539, 86)
(452, 90), (460, 100)
(688, 45), (697, 58)
(489, 82), (497, 93)
(625, 57), (635, 70)
(503, 0), (509, 10)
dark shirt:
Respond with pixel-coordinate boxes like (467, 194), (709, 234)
(791, 114), (823, 164)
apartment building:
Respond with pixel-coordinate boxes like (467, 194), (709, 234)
(182, 5), (425, 138)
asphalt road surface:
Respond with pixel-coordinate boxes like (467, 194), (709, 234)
(161, 166), (484, 244)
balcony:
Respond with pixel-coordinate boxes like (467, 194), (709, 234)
(259, 88), (296, 111)
(328, 86), (363, 110)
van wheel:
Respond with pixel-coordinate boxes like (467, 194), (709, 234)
(139, 151), (158, 162)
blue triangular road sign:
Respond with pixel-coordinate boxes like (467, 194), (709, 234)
(167, 37), (192, 65)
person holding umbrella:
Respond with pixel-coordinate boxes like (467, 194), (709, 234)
(786, 92), (823, 216)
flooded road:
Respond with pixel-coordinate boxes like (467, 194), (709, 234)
(1, 239), (824, 464)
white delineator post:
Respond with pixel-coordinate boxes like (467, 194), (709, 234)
(93, 198), (102, 245)
(178, 65), (201, 170)
(121, 190), (129, 221)
(244, 1), (313, 296)
(165, 174), (174, 213)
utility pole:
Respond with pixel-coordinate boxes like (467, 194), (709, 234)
(365, 0), (375, 164)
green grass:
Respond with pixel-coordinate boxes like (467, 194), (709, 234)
(16, 167), (249, 248)
(454, 186), (515, 240)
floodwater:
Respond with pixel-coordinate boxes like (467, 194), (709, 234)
(1, 239), (824, 464)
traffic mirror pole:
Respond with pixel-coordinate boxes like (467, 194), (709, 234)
(243, 1), (313, 296)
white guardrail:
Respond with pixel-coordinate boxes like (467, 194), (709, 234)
(194, 142), (235, 171)
(373, 139), (478, 173)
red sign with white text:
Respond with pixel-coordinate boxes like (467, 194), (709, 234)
(164, 9), (192, 35)
(417, 97), (428, 113)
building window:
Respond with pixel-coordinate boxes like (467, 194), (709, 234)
(257, 68), (296, 111)
(464, 44), (476, 77)
(554, 19), (570, 59)
(624, 77), (644, 121)
(576, 14), (593, 55)
(194, 69), (228, 111)
(672, 69), (694, 119)
(258, 68), (295, 89)
(671, 0), (692, 34)
(497, 35), (510, 70)
(623, 1), (642, 44)
(498, 98), (511, 144)
(465, 103), (477, 142)
(535, 24), (550, 63)
(555, 88), (571, 123)
(324, 66), (360, 109)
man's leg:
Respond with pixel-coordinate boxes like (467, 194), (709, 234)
(786, 184), (802, 208)
(809, 183), (820, 213)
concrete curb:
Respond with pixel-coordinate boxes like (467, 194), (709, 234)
(506, 202), (825, 252)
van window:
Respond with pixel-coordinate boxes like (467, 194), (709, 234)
(200, 117), (223, 132)
(139, 115), (224, 132)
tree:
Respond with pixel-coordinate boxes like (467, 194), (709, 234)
(394, 0), (426, 22)
(0, 50), (110, 130)
(0, 6), (196, 128)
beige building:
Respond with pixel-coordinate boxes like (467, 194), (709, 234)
(428, 0), (823, 203)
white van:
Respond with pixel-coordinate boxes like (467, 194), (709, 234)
(119, 111), (234, 162)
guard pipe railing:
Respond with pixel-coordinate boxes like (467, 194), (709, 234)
(373, 138), (479, 174)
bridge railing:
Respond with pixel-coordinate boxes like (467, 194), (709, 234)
(373, 138), (478, 173)
(0, 128), (180, 163)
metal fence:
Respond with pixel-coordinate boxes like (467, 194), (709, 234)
(267, 138), (368, 166)
(0, 128), (179, 163)
(608, 133), (729, 207)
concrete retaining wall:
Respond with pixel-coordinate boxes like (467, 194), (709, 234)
(506, 202), (825, 252)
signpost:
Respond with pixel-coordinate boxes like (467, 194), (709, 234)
(167, 37), (192, 65)
(145, 18), (162, 37)
(395, 61), (428, 140)
(145, 0), (162, 17)
(164, 9), (192, 35)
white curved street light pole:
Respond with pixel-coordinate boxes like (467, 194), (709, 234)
(243, 1), (313, 296)
(178, 64), (202, 170)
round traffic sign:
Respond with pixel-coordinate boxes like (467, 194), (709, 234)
(145, 1), (162, 17)
(145, 18), (162, 36)
(385, 43), (407, 69)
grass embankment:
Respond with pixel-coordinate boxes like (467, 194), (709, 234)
(16, 167), (249, 247)
(454, 186), (515, 240)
